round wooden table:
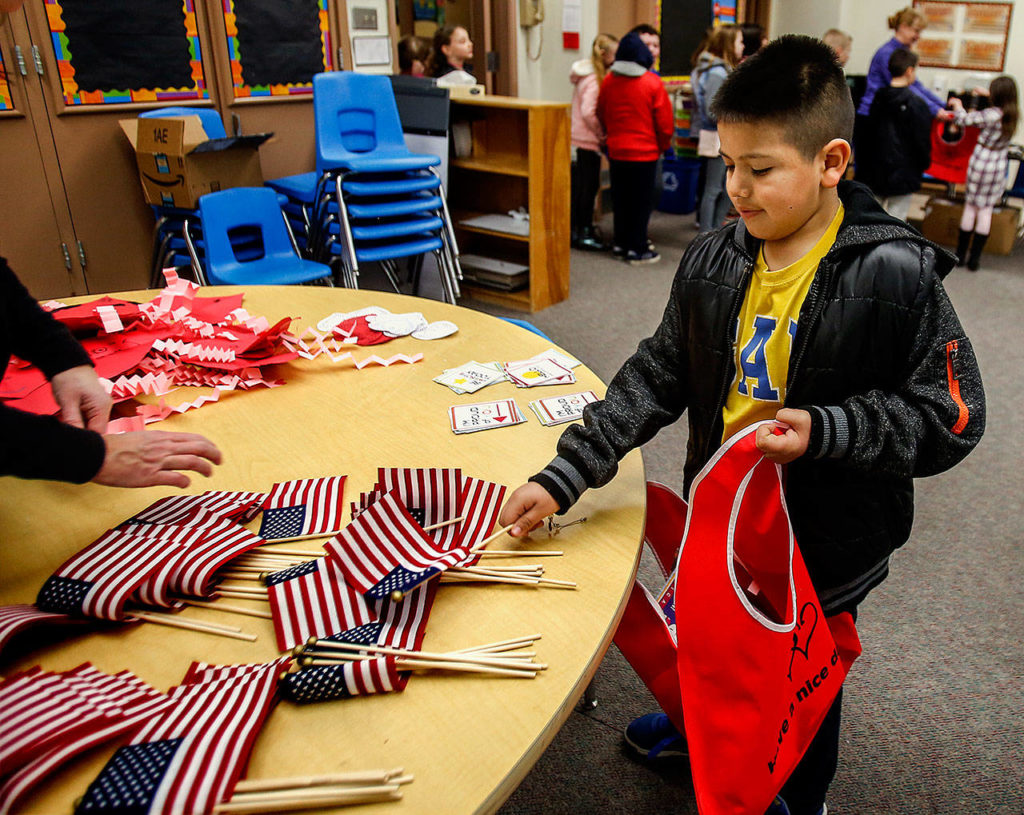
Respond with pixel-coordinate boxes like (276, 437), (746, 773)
(0, 287), (646, 815)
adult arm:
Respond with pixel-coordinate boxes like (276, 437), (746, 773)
(857, 41), (896, 116)
(910, 78), (945, 116)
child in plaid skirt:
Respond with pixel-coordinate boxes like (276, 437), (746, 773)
(950, 76), (1020, 270)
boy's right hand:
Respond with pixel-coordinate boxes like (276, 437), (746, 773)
(498, 483), (559, 538)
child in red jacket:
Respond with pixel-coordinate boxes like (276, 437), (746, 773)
(597, 32), (674, 264)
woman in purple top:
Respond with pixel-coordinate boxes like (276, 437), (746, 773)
(854, 7), (951, 182)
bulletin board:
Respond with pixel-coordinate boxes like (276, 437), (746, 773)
(44, 0), (209, 106)
(913, 1), (1013, 72)
(222, 0), (333, 98)
(0, 50), (11, 111)
(658, 0), (714, 78)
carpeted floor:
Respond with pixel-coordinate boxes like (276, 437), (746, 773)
(395, 199), (1024, 814)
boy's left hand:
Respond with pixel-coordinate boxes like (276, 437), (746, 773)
(756, 408), (811, 464)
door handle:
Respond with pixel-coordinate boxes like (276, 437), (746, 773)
(61, 243), (72, 271)
(31, 45), (44, 76)
(77, 241), (87, 270)
(14, 45), (28, 77)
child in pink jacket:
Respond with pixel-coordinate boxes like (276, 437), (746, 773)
(570, 33), (618, 251)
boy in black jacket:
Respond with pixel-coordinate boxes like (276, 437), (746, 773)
(498, 36), (984, 815)
(865, 48), (934, 221)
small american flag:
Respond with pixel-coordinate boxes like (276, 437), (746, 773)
(36, 533), (184, 621)
(75, 661), (281, 815)
(259, 477), (347, 539)
(453, 477), (507, 551)
(373, 582), (438, 651)
(376, 468), (462, 547)
(280, 656), (407, 705)
(325, 491), (473, 599)
(125, 515), (266, 598)
(0, 664), (121, 777)
(127, 490), (266, 526)
(0, 605), (89, 657)
(266, 558), (376, 651)
(0, 669), (171, 815)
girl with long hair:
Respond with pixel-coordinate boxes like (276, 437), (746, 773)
(951, 76), (1020, 270)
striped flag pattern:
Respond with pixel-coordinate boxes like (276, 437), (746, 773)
(126, 515), (266, 597)
(376, 468), (462, 547)
(36, 534), (184, 620)
(75, 661), (281, 815)
(324, 491), (473, 599)
(0, 605), (89, 657)
(259, 477), (347, 540)
(266, 558), (376, 651)
(280, 656), (407, 705)
(0, 670), (171, 815)
(453, 477), (507, 551)
(373, 582), (438, 651)
(127, 491), (265, 526)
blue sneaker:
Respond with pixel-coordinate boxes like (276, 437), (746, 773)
(623, 712), (688, 759)
(765, 797), (827, 815)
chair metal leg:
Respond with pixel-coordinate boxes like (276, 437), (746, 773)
(579, 678), (598, 711)
(380, 259), (403, 295)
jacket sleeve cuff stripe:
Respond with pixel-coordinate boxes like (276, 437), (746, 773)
(805, 405), (851, 460)
(529, 456), (588, 513)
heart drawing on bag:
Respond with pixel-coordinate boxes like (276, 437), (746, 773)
(786, 601), (819, 680)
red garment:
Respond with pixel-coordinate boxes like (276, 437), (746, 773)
(597, 71), (674, 161)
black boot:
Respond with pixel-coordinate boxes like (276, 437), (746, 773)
(967, 231), (988, 271)
(955, 229), (972, 267)
(578, 225), (608, 252)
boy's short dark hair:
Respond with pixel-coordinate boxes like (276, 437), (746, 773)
(628, 23), (660, 38)
(887, 47), (918, 77)
(710, 34), (854, 159)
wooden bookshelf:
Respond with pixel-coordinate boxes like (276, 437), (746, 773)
(449, 95), (570, 312)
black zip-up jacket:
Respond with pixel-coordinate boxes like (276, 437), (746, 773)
(866, 86), (934, 197)
(532, 182), (985, 612)
(1, 258), (106, 482)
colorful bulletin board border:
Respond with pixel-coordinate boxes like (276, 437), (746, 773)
(44, 0), (209, 106)
(914, 1), (1013, 72)
(223, 0), (332, 99)
(0, 50), (12, 111)
(713, 0), (738, 25)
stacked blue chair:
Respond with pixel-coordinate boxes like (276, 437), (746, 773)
(139, 107), (229, 286)
(298, 72), (461, 303)
(183, 187), (332, 286)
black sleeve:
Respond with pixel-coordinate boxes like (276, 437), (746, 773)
(1, 259), (106, 482)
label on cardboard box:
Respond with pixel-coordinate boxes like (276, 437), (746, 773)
(119, 116), (271, 209)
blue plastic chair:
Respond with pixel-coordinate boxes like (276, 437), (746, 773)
(140, 107), (229, 285)
(500, 318), (552, 341)
(313, 72), (441, 176)
(186, 187), (332, 286)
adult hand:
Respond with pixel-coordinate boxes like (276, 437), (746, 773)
(936, 108), (956, 121)
(498, 483), (559, 538)
(755, 408), (811, 464)
(93, 431), (223, 489)
(50, 365), (112, 433)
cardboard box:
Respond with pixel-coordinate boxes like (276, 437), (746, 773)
(120, 116), (271, 209)
(919, 197), (1021, 255)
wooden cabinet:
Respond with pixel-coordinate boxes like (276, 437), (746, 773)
(448, 95), (570, 312)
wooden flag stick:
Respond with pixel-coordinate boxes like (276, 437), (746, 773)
(395, 658), (537, 678)
(259, 532), (339, 545)
(216, 787), (401, 813)
(469, 524), (515, 553)
(217, 589), (270, 603)
(230, 783), (401, 803)
(129, 610), (257, 642)
(179, 599), (273, 620)
(216, 572), (266, 582)
(305, 640), (545, 671)
(441, 573), (540, 587)
(453, 634), (542, 653)
(252, 546), (326, 557)
(478, 549), (563, 558)
(422, 515), (466, 532)
(304, 650), (543, 673)
(452, 565), (544, 575)
(218, 583), (269, 594)
(234, 769), (406, 793)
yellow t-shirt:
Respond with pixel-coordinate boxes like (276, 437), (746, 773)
(721, 204), (845, 442)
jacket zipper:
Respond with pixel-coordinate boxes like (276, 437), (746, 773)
(785, 259), (834, 405)
(946, 340), (969, 434)
(706, 261), (753, 461)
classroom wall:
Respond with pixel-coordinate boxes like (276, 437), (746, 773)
(770, 0), (1024, 139)
(516, 0), (601, 102)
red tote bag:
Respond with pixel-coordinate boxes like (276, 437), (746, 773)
(674, 423), (861, 815)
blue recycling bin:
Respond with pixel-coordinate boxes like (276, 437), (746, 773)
(658, 157), (701, 215)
